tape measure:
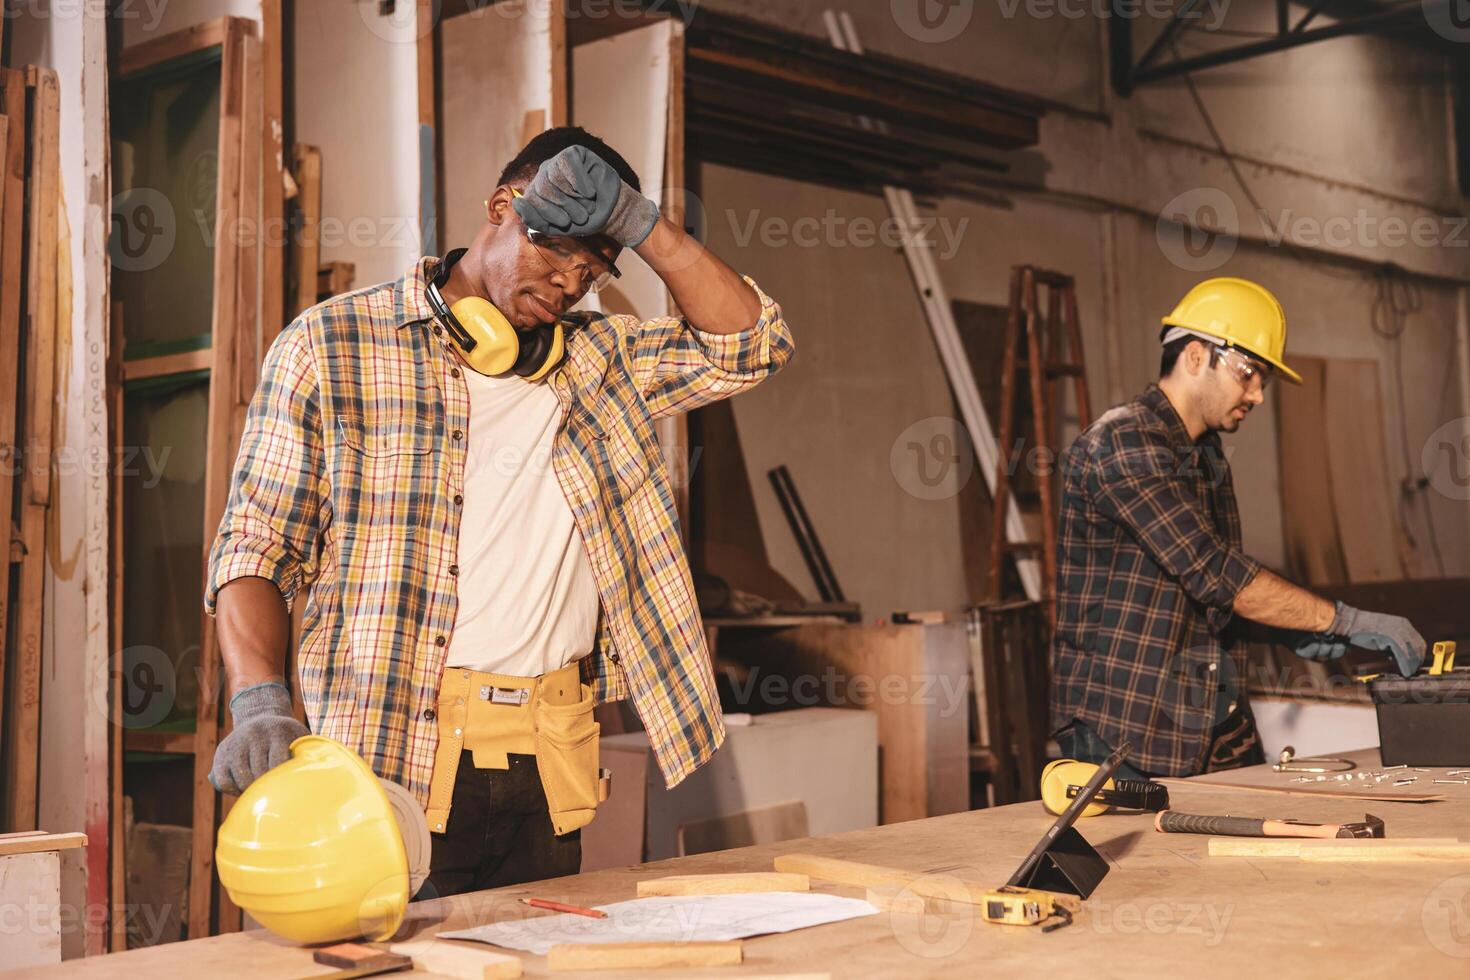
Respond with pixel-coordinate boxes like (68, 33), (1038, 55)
(979, 886), (1079, 931)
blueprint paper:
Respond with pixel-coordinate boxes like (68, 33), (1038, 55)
(438, 891), (879, 956)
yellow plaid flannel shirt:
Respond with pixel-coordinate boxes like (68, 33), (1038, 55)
(205, 257), (793, 803)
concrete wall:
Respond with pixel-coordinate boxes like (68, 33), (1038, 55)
(695, 2), (1470, 619)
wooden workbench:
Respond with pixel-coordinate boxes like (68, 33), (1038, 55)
(19, 750), (1470, 977)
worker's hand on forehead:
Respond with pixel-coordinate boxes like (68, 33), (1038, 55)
(1324, 602), (1428, 678)
(209, 681), (309, 795)
(512, 145), (659, 247)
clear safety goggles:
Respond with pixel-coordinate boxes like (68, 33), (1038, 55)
(1211, 344), (1274, 391)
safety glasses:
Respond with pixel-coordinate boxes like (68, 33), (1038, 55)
(1211, 344), (1274, 392)
(508, 187), (621, 294)
(525, 231), (621, 295)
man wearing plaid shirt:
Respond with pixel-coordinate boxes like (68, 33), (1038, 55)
(1050, 278), (1425, 779)
(204, 128), (793, 893)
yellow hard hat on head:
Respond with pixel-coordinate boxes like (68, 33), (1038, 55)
(216, 735), (411, 945)
(1161, 277), (1303, 384)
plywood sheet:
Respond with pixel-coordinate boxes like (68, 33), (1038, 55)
(440, 2), (558, 250)
(1323, 359), (1406, 583)
(1274, 355), (1347, 586)
(571, 19), (671, 322)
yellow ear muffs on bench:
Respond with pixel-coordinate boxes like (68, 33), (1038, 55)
(1040, 758), (1170, 817)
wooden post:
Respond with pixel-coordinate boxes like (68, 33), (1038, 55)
(188, 19), (250, 939)
(0, 70), (29, 765)
(290, 145), (321, 318)
(6, 67), (61, 833)
(108, 302), (127, 952)
(259, 0), (287, 351)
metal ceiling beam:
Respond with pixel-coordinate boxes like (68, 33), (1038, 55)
(1112, 0), (1452, 94)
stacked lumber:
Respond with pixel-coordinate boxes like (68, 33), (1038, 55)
(0, 65), (62, 835)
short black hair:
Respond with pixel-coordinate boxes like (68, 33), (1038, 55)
(496, 126), (641, 193)
(1159, 335), (1196, 378)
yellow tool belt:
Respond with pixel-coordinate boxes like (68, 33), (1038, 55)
(426, 661), (610, 837)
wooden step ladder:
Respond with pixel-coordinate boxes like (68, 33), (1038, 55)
(987, 266), (1093, 613)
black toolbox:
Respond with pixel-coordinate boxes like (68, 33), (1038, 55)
(1369, 669), (1470, 767)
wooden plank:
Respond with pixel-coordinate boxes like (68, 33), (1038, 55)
(660, 22), (689, 538)
(1274, 355), (1346, 586)
(120, 348), (212, 382)
(5, 67), (61, 833)
(716, 623), (969, 824)
(387, 937), (522, 979)
(636, 872), (809, 896)
(119, 18), (230, 76)
(290, 145), (321, 318)
(774, 853), (991, 906)
(0, 77), (25, 763)
(188, 19), (249, 939)
(1324, 359), (1405, 583)
(546, 941), (742, 971)
(1210, 838), (1470, 860)
(549, 0), (567, 127)
(234, 32), (263, 413)
(0, 831), (87, 856)
(108, 301), (127, 953)
(259, 0), (287, 351)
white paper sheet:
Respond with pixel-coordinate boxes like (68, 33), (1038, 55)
(437, 892), (878, 956)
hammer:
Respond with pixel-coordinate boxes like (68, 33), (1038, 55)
(1155, 811), (1385, 839)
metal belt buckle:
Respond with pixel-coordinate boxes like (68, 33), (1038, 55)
(479, 685), (529, 706)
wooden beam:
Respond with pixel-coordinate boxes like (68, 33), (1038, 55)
(290, 145), (321, 318)
(260, 0), (287, 352)
(0, 832), (87, 857)
(636, 872), (809, 896)
(108, 300), (127, 953)
(5, 67), (61, 834)
(188, 19), (251, 939)
(119, 18), (230, 76)
(773, 853), (991, 906)
(0, 72), (28, 774)
(546, 941), (743, 971)
(121, 348), (212, 383)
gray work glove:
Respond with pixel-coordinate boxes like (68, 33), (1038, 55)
(1288, 631), (1349, 663)
(1325, 602), (1427, 677)
(512, 145), (659, 247)
(208, 682), (308, 795)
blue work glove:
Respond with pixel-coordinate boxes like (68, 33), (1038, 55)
(208, 682), (308, 795)
(511, 145), (659, 247)
(1288, 631), (1350, 663)
(1325, 602), (1427, 677)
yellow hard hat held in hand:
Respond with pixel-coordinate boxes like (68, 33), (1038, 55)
(1161, 277), (1304, 384)
(215, 735), (431, 944)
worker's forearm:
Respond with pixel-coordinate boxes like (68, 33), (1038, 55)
(1232, 567), (1335, 632)
(215, 576), (292, 697)
(634, 217), (762, 334)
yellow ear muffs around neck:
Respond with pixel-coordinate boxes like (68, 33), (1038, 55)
(426, 248), (566, 380)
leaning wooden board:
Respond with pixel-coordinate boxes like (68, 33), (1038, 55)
(15, 751), (1470, 978)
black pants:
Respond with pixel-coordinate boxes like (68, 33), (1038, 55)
(1057, 709), (1265, 778)
(416, 751), (581, 900)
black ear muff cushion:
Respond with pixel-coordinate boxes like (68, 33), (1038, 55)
(512, 324), (556, 377)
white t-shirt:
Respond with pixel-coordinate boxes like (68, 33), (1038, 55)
(443, 369), (600, 676)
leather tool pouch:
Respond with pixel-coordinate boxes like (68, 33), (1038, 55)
(533, 683), (610, 835)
